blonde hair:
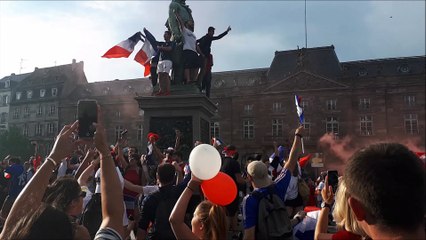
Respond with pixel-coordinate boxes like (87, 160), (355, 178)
(196, 200), (228, 240)
(333, 178), (367, 237)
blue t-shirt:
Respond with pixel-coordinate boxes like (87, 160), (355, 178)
(5, 164), (25, 198)
(242, 168), (291, 229)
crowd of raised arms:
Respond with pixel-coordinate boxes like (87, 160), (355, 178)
(0, 105), (424, 240)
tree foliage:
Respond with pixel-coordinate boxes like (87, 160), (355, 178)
(0, 127), (33, 161)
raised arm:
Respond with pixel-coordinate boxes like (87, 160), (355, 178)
(169, 176), (201, 240)
(0, 121), (81, 238)
(283, 126), (304, 173)
(77, 156), (99, 187)
(94, 108), (125, 238)
(212, 26), (231, 41)
(314, 176), (334, 240)
(74, 148), (96, 179)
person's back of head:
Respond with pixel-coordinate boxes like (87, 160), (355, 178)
(6, 203), (73, 240)
(43, 176), (83, 214)
(333, 178), (366, 237)
(344, 143), (424, 233)
(8, 156), (21, 165)
(157, 163), (176, 185)
(196, 200), (227, 240)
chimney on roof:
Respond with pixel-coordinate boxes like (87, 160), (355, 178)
(34, 67), (39, 71)
(72, 59), (77, 71)
(11, 73), (15, 76)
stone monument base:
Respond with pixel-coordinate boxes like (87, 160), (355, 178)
(136, 93), (217, 160)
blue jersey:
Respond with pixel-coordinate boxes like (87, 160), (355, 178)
(242, 168), (291, 229)
(5, 164), (25, 197)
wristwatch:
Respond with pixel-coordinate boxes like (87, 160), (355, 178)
(321, 202), (333, 210)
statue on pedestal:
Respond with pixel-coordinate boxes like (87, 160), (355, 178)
(165, 0), (194, 85)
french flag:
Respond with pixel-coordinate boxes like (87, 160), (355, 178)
(295, 95), (304, 124)
(102, 32), (142, 58)
(134, 28), (158, 76)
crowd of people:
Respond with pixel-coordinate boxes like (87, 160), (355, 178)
(149, 9), (231, 97)
(0, 107), (424, 240)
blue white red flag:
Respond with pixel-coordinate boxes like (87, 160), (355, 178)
(295, 95), (304, 124)
(102, 32), (142, 58)
(134, 28), (158, 76)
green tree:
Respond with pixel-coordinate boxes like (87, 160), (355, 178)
(0, 127), (33, 161)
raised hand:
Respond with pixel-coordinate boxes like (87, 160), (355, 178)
(48, 120), (83, 164)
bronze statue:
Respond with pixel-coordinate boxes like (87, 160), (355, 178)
(165, 0), (194, 84)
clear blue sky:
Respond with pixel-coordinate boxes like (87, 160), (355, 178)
(1, 1), (424, 83)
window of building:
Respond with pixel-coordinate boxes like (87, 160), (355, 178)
(13, 108), (20, 119)
(137, 124), (143, 141)
(46, 142), (53, 154)
(36, 105), (43, 117)
(272, 119), (283, 137)
(24, 106), (30, 118)
(243, 120), (255, 139)
(116, 111), (121, 119)
(404, 114), (418, 134)
(115, 125), (124, 141)
(5, 80), (10, 88)
(360, 115), (373, 136)
(16, 92), (21, 100)
(40, 89), (46, 98)
(210, 122), (220, 138)
(51, 88), (58, 97)
(300, 100), (308, 109)
(326, 117), (339, 135)
(23, 124), (29, 137)
(272, 102), (283, 113)
(359, 98), (370, 110)
(47, 123), (56, 134)
(303, 121), (311, 140)
(404, 95), (416, 107)
(0, 112), (7, 124)
(326, 99), (337, 110)
(35, 123), (43, 136)
(4, 95), (9, 105)
(244, 104), (253, 115)
(49, 105), (56, 115)
(27, 90), (33, 99)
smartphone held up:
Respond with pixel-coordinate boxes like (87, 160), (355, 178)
(77, 99), (98, 139)
(327, 170), (339, 193)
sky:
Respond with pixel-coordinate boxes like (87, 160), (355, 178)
(0, 1), (425, 83)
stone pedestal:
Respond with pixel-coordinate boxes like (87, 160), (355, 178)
(136, 93), (217, 160)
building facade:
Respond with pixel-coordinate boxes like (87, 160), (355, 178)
(0, 73), (30, 131)
(209, 46), (425, 165)
(7, 60), (87, 156)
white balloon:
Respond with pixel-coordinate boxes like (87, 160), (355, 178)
(189, 144), (222, 180)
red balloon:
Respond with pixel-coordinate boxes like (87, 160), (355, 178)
(201, 172), (237, 206)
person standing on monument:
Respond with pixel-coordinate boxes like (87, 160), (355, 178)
(174, 10), (203, 85)
(156, 30), (175, 96)
(197, 26), (231, 96)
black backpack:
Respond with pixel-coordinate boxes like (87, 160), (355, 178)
(251, 185), (293, 240)
(147, 190), (177, 240)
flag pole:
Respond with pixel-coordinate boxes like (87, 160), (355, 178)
(301, 135), (305, 154)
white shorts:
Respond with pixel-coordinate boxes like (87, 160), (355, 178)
(157, 60), (172, 73)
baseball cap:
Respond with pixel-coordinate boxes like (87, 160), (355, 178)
(247, 161), (273, 188)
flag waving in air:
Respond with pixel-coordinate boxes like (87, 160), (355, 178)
(295, 95), (304, 124)
(102, 32), (142, 58)
(134, 28), (159, 76)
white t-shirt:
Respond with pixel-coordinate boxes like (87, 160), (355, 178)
(182, 27), (197, 52)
